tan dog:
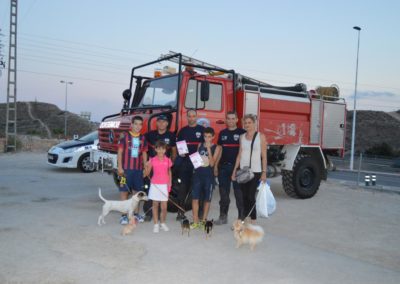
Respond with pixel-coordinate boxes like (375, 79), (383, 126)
(98, 188), (148, 226)
(232, 220), (264, 251)
(121, 217), (137, 236)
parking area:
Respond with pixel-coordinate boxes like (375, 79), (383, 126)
(1, 152), (400, 283)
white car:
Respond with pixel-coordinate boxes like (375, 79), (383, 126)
(47, 131), (98, 173)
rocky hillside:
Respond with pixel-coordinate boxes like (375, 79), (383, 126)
(346, 110), (400, 153)
(0, 102), (97, 139)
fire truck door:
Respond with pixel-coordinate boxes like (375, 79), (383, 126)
(322, 102), (346, 148)
(244, 92), (260, 129)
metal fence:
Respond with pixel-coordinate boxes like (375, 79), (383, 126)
(329, 154), (400, 174)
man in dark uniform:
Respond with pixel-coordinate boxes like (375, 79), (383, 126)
(145, 114), (177, 160)
(175, 109), (204, 220)
(143, 114), (177, 221)
(214, 111), (246, 225)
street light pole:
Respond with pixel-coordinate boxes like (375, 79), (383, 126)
(60, 80), (73, 138)
(350, 26), (361, 171)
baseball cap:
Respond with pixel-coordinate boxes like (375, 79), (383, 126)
(157, 114), (168, 121)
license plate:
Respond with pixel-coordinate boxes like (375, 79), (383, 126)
(48, 154), (54, 160)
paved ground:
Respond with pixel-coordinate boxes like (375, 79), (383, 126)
(1, 152), (400, 284)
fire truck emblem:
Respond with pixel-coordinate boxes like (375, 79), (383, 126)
(233, 134), (240, 141)
(109, 130), (115, 143)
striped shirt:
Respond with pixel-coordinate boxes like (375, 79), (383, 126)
(118, 132), (148, 170)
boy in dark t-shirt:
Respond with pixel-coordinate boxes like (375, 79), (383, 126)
(190, 127), (220, 229)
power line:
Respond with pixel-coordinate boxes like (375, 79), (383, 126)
(20, 0), (38, 23)
(19, 69), (127, 86)
(19, 32), (157, 58)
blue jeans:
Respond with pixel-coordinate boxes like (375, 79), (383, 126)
(192, 172), (214, 202)
(218, 163), (244, 219)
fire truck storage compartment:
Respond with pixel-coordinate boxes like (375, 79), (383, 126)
(310, 100), (322, 144)
(322, 102), (346, 149)
(244, 91), (260, 125)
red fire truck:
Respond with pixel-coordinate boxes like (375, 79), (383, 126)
(92, 52), (346, 199)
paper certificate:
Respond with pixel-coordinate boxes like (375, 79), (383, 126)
(176, 140), (189, 155)
(189, 152), (204, 169)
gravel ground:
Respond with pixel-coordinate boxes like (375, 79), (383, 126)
(0, 152), (399, 284)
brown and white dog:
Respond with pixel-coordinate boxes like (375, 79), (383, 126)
(97, 188), (148, 226)
(232, 220), (264, 251)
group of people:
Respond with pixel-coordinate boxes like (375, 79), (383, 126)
(116, 109), (267, 233)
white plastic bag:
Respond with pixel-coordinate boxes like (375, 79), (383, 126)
(256, 181), (276, 218)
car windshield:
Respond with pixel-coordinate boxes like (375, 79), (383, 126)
(138, 75), (178, 108)
(78, 131), (98, 142)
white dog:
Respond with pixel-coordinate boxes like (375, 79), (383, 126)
(97, 188), (148, 226)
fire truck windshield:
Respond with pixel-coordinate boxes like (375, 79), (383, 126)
(138, 75), (178, 108)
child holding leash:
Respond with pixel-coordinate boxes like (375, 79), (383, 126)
(145, 140), (173, 233)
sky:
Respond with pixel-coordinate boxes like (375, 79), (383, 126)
(0, 0), (399, 122)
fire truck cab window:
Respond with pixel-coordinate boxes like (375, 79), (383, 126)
(139, 75), (178, 107)
(185, 79), (222, 111)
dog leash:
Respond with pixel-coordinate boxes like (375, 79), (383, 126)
(153, 184), (186, 213)
(153, 184), (194, 219)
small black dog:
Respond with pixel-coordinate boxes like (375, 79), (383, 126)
(204, 219), (214, 239)
(181, 215), (190, 237)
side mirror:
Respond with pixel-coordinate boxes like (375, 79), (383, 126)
(200, 81), (210, 102)
(122, 89), (132, 101)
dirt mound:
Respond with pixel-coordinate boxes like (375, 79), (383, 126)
(346, 110), (400, 153)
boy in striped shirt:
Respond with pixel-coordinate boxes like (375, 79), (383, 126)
(117, 115), (148, 224)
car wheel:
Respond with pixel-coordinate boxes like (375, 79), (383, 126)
(78, 153), (96, 173)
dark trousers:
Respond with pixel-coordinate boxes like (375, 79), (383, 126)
(218, 163), (244, 219)
(177, 157), (194, 210)
(240, 172), (261, 220)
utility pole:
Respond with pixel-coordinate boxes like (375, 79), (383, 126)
(60, 80), (73, 138)
(5, 0), (18, 152)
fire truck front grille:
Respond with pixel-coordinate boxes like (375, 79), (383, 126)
(98, 129), (126, 152)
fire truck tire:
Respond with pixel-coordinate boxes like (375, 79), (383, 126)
(282, 154), (321, 199)
(78, 153), (96, 173)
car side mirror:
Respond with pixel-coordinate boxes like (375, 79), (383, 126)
(200, 81), (210, 102)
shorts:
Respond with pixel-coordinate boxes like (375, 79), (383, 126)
(118, 169), (144, 193)
(192, 173), (214, 202)
(148, 184), (168, 202)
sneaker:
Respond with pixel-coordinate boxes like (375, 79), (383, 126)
(190, 222), (200, 230)
(214, 216), (228, 225)
(134, 213), (145, 223)
(160, 223), (169, 232)
(120, 215), (129, 225)
(199, 220), (205, 230)
(153, 224), (159, 233)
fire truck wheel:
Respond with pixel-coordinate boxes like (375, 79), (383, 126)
(78, 153), (96, 173)
(282, 154), (321, 199)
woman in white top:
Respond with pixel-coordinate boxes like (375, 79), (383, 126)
(232, 114), (267, 223)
